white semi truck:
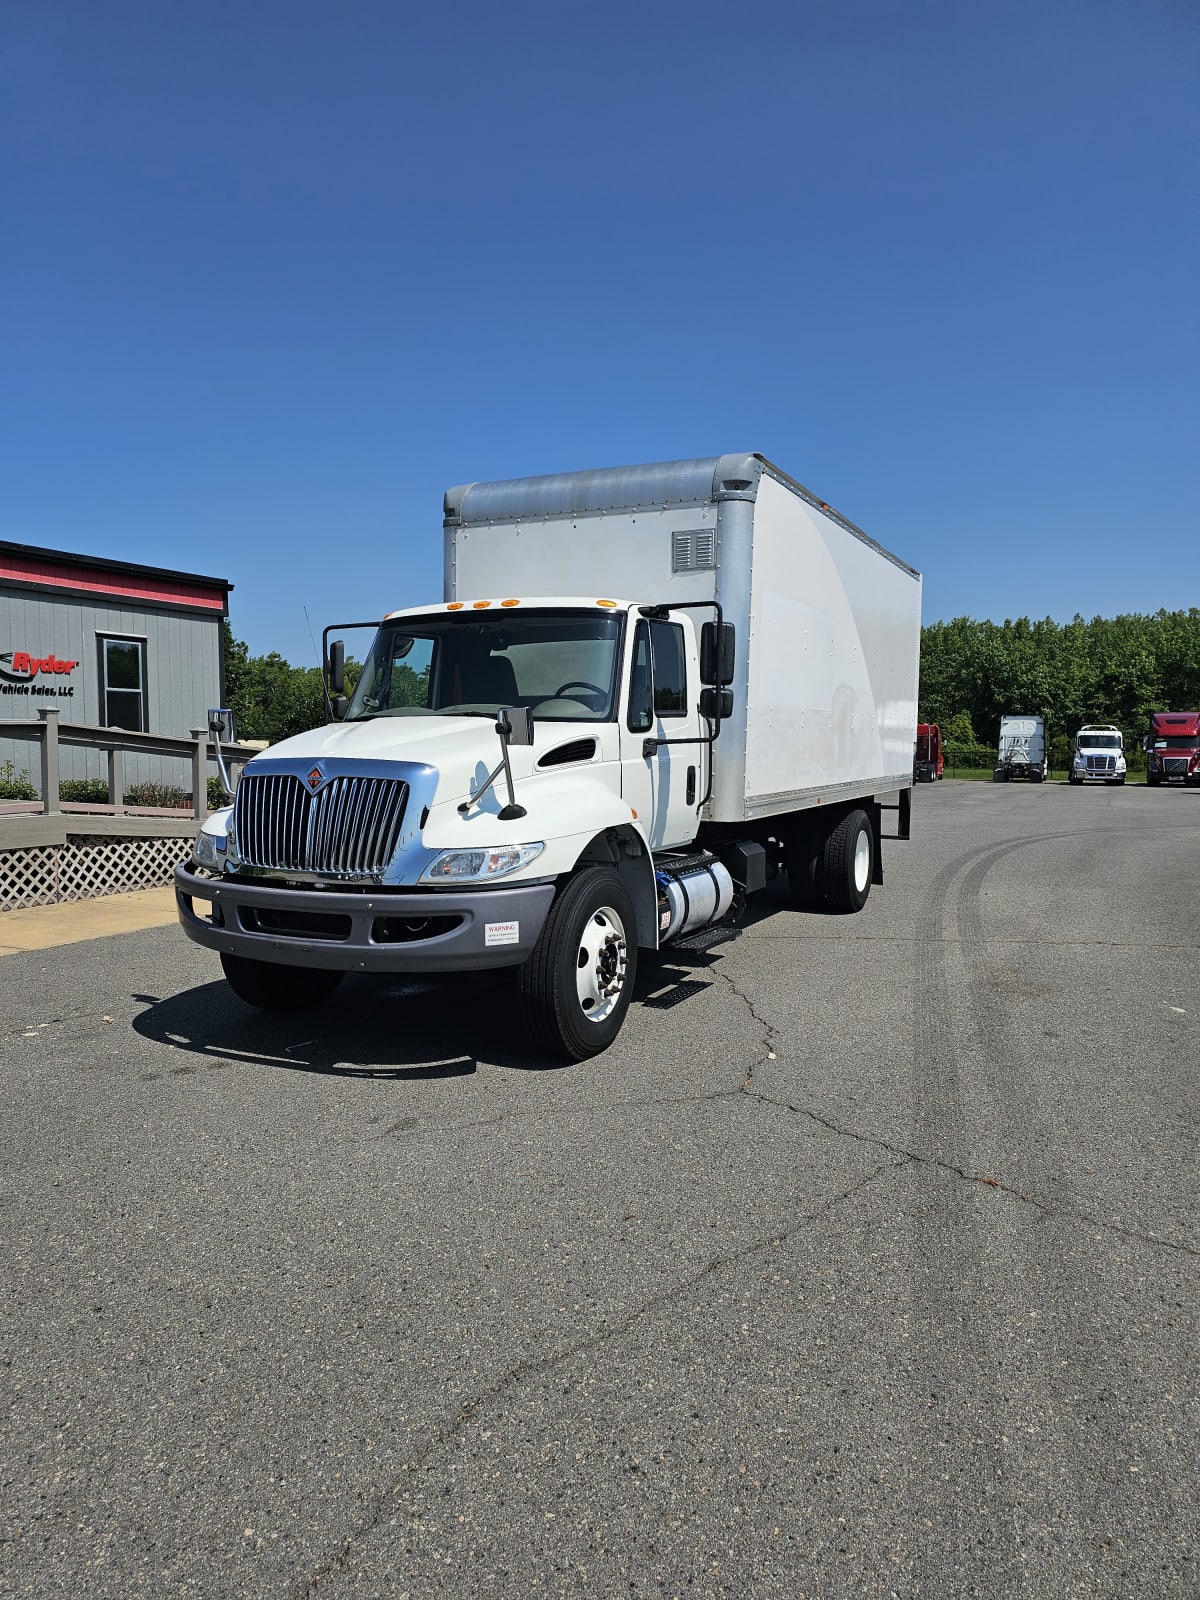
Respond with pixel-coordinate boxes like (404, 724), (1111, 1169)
(1070, 724), (1126, 785)
(993, 715), (1048, 782)
(176, 454), (922, 1059)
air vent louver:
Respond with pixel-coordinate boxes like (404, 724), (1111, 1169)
(671, 528), (716, 573)
(537, 739), (597, 768)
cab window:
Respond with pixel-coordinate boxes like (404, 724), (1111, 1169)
(627, 619), (687, 732)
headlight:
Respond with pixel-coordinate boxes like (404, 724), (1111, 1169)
(195, 808), (233, 870)
(421, 842), (545, 884)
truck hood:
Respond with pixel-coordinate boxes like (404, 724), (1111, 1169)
(251, 715), (580, 805)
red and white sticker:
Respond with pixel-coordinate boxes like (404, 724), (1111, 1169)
(485, 920), (520, 947)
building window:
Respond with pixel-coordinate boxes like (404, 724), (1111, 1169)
(99, 637), (147, 730)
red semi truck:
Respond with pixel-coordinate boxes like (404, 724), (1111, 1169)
(914, 723), (943, 782)
(1145, 711), (1200, 786)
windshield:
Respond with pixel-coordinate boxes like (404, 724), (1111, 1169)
(1078, 734), (1121, 749)
(346, 609), (623, 723)
(1154, 736), (1197, 749)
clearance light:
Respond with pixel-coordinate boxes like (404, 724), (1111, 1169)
(501, 598), (520, 607)
(421, 842), (545, 883)
(596, 599), (617, 608)
(447, 602), (464, 611)
(473, 600), (492, 609)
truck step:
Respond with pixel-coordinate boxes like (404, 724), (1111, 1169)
(656, 851), (720, 878)
(667, 922), (742, 954)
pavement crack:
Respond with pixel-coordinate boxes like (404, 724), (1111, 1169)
(741, 1086), (1199, 1260)
(707, 962), (778, 1088)
(291, 1153), (909, 1597)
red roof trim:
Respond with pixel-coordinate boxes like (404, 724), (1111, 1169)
(0, 554), (226, 612)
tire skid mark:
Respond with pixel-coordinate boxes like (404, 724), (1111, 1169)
(908, 836), (1041, 1594)
(950, 827), (1198, 1583)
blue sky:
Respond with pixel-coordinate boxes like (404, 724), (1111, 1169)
(3, 0), (1196, 663)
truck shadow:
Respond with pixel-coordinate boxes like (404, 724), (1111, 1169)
(131, 881), (798, 1079)
(130, 972), (570, 1078)
(131, 956), (719, 1078)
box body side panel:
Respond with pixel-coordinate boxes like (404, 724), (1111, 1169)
(739, 474), (920, 816)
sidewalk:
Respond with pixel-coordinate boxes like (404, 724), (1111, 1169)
(0, 886), (178, 956)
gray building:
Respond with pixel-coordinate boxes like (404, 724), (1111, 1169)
(0, 540), (232, 793)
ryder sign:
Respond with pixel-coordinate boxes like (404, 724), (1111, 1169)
(0, 648), (79, 698)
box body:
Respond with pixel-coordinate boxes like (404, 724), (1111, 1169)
(444, 453), (922, 824)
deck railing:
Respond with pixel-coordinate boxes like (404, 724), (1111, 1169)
(3, 709), (251, 824)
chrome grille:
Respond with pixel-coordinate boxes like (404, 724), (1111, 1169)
(1084, 754), (1115, 773)
(234, 773), (408, 876)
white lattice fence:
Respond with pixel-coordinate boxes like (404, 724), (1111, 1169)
(0, 835), (191, 912)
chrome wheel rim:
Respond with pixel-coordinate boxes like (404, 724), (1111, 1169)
(576, 904), (628, 1024)
(853, 828), (871, 894)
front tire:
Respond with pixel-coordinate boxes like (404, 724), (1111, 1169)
(220, 953), (345, 1012)
(518, 868), (637, 1061)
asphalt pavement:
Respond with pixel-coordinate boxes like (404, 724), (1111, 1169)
(1, 780), (1196, 1599)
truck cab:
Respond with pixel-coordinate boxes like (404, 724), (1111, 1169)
(1145, 712), (1200, 787)
(914, 723), (943, 782)
(993, 715), (1047, 783)
(1070, 725), (1126, 786)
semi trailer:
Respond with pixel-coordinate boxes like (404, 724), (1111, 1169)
(176, 454), (922, 1060)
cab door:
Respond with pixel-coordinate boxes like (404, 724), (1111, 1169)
(620, 615), (703, 849)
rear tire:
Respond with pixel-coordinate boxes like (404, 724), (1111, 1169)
(220, 953), (344, 1012)
(824, 809), (873, 914)
(517, 868), (637, 1061)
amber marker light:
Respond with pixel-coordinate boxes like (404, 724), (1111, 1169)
(447, 602), (464, 611)
(473, 600), (492, 609)
(596, 599), (617, 608)
(501, 598), (520, 607)
(631, 809), (638, 819)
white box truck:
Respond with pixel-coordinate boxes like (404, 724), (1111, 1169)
(993, 714), (1047, 782)
(177, 454), (922, 1059)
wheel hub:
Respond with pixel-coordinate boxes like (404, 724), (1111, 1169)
(576, 906), (629, 1022)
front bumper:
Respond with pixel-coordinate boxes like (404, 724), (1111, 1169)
(175, 862), (556, 973)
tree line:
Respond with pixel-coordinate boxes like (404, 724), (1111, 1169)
(221, 608), (1200, 760)
(918, 609), (1200, 768)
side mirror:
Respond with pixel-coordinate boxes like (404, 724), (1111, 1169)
(331, 694), (349, 721)
(700, 621), (735, 687)
(700, 686), (734, 720)
(497, 705), (534, 746)
(207, 707), (236, 743)
(327, 639), (345, 696)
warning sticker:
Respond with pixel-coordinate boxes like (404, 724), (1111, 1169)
(485, 920), (520, 947)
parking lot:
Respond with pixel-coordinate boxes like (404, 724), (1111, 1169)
(2, 780), (1197, 1599)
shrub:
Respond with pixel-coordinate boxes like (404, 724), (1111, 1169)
(0, 759), (39, 801)
(123, 782), (190, 809)
(207, 776), (233, 810)
(59, 778), (112, 804)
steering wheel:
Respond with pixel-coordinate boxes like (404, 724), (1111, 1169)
(553, 680), (607, 705)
